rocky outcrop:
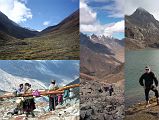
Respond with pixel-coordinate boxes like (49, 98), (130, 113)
(125, 7), (159, 50)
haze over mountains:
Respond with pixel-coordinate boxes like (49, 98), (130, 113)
(0, 60), (79, 92)
(126, 7), (159, 50)
(0, 10), (79, 59)
(80, 33), (124, 82)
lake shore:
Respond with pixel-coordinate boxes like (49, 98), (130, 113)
(124, 98), (159, 120)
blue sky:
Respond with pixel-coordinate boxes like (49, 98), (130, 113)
(0, 0), (79, 31)
(80, 0), (124, 39)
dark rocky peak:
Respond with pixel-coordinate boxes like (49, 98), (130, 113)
(127, 7), (159, 28)
(90, 34), (98, 39)
(131, 7), (155, 22)
(135, 7), (149, 14)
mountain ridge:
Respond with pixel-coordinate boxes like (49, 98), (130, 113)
(0, 9), (79, 59)
(126, 7), (159, 50)
(80, 33), (124, 79)
(0, 11), (38, 39)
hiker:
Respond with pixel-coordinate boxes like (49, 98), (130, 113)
(23, 83), (36, 117)
(139, 66), (159, 106)
(48, 80), (58, 111)
(108, 85), (114, 96)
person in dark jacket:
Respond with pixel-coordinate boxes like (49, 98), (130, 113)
(139, 66), (159, 106)
(108, 85), (114, 96)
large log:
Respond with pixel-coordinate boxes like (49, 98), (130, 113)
(0, 84), (80, 99)
(56, 84), (80, 91)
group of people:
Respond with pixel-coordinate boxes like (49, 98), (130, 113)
(139, 66), (159, 107)
(11, 83), (36, 117)
(9, 80), (73, 117)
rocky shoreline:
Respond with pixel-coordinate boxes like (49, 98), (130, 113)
(124, 98), (159, 120)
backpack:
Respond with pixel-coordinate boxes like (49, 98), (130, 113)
(32, 90), (40, 97)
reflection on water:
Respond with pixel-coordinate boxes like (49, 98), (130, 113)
(125, 49), (159, 107)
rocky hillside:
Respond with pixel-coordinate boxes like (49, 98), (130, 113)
(90, 34), (124, 62)
(0, 10), (79, 60)
(80, 32), (124, 119)
(80, 33), (124, 78)
(0, 78), (80, 120)
(0, 95), (79, 120)
(80, 78), (124, 120)
(125, 7), (159, 50)
(125, 98), (159, 120)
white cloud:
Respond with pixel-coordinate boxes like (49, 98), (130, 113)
(125, 0), (159, 21)
(104, 20), (124, 36)
(0, 0), (32, 23)
(80, 0), (124, 37)
(81, 20), (124, 36)
(81, 22), (105, 34)
(43, 21), (50, 26)
(80, 0), (97, 24)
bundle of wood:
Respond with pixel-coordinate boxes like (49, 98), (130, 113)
(0, 84), (80, 99)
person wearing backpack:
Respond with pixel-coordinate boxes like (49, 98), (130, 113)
(139, 66), (159, 107)
(48, 80), (58, 111)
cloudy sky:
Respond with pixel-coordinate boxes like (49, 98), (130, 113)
(0, 0), (79, 31)
(125, 0), (159, 21)
(80, 0), (124, 39)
